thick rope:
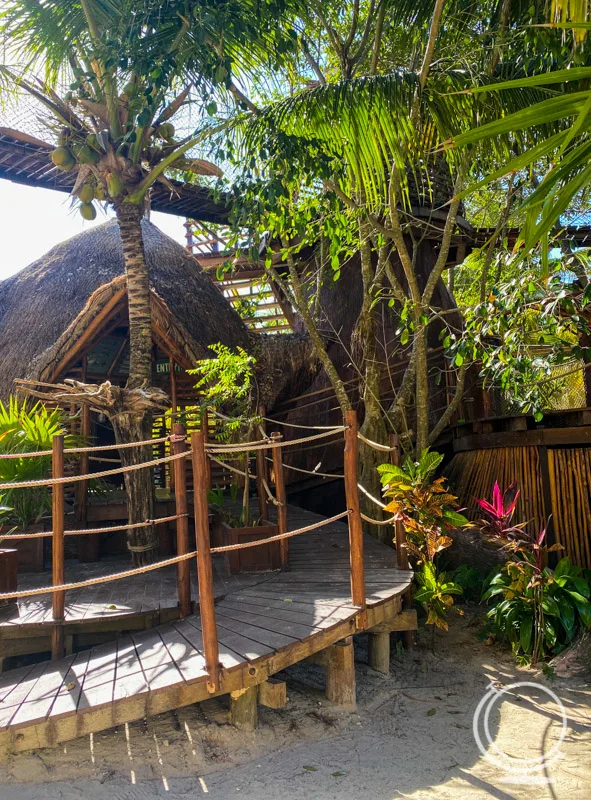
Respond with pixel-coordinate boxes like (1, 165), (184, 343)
(262, 416), (343, 431)
(207, 427), (347, 454)
(0, 511), (351, 601)
(0, 514), (186, 540)
(358, 482), (387, 510)
(0, 449), (190, 490)
(357, 432), (397, 452)
(0, 550), (199, 600)
(361, 513), (397, 526)
(264, 456), (343, 480)
(0, 435), (172, 461)
(211, 511), (351, 553)
(208, 455), (247, 478)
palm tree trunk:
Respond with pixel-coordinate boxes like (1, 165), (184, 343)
(114, 200), (157, 565)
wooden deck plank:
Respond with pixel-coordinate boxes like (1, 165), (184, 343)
(131, 629), (184, 691)
(113, 636), (148, 702)
(216, 601), (327, 639)
(0, 662), (49, 726)
(50, 650), (93, 719)
(217, 596), (356, 629)
(191, 617), (274, 662)
(9, 655), (77, 727)
(156, 625), (207, 683)
(214, 612), (300, 651)
(172, 618), (245, 671)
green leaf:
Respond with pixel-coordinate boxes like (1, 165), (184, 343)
(520, 616), (533, 654)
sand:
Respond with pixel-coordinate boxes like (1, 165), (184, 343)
(0, 608), (589, 799)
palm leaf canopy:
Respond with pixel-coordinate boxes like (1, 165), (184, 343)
(449, 65), (591, 250)
(219, 68), (552, 213)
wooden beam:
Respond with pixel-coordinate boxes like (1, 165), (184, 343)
(368, 632), (390, 674)
(454, 426), (591, 452)
(257, 678), (287, 709)
(230, 686), (258, 730)
(369, 610), (418, 634)
(325, 637), (356, 709)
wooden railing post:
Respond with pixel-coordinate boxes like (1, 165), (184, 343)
(389, 433), (413, 647)
(51, 433), (65, 660)
(271, 433), (289, 570)
(343, 410), (366, 610)
(172, 423), (191, 617)
(255, 406), (269, 521)
(200, 406), (211, 490)
(191, 430), (220, 692)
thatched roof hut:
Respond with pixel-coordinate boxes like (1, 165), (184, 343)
(0, 219), (251, 399)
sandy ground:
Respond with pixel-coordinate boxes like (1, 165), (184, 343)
(0, 609), (589, 800)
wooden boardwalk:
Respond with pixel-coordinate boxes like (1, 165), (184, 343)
(0, 507), (412, 752)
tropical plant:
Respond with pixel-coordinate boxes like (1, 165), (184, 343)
(378, 449), (468, 563)
(191, 343), (260, 528)
(378, 449), (468, 633)
(484, 553), (591, 664)
(0, 398), (71, 530)
(0, 0), (297, 562)
(475, 481), (525, 540)
(414, 560), (464, 633)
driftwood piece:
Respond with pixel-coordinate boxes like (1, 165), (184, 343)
(549, 631), (591, 680)
(16, 378), (169, 416)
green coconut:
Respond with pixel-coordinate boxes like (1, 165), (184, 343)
(51, 147), (75, 168)
(74, 144), (99, 165)
(158, 122), (175, 140)
(78, 184), (95, 204)
(95, 184), (105, 201)
(80, 202), (97, 221)
(122, 82), (136, 97)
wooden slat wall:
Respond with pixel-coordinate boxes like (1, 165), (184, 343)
(446, 445), (591, 569)
(445, 446), (546, 533)
(548, 448), (591, 569)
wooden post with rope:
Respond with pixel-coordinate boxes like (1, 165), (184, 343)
(343, 410), (366, 612)
(389, 433), (413, 647)
(255, 406), (269, 520)
(51, 434), (65, 660)
(191, 430), (220, 692)
(172, 423), (191, 617)
(271, 432), (289, 570)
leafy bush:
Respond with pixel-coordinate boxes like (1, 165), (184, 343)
(378, 449), (468, 632)
(477, 480), (591, 663)
(0, 398), (71, 530)
(484, 556), (591, 663)
(449, 564), (488, 602)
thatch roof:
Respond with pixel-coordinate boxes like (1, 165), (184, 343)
(0, 219), (250, 398)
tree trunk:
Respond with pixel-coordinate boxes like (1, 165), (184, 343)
(111, 411), (157, 565)
(114, 200), (158, 564)
(115, 201), (153, 388)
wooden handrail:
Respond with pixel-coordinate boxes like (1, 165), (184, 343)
(271, 432), (289, 570)
(172, 423), (191, 617)
(51, 434), (65, 660)
(191, 430), (220, 692)
(343, 411), (366, 610)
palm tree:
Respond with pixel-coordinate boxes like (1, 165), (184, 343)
(0, 0), (297, 562)
(217, 0), (562, 464)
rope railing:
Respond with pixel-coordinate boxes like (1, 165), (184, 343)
(0, 511), (351, 601)
(0, 449), (189, 490)
(361, 512), (397, 526)
(1, 514), (186, 540)
(206, 426), (347, 453)
(358, 482), (387, 510)
(357, 432), (397, 452)
(264, 456), (344, 480)
(2, 415), (371, 683)
(0, 434), (172, 460)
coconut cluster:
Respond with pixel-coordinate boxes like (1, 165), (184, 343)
(50, 119), (177, 221)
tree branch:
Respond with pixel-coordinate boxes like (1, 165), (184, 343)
(428, 363), (466, 444)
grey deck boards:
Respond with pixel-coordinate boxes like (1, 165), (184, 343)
(0, 504), (412, 749)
